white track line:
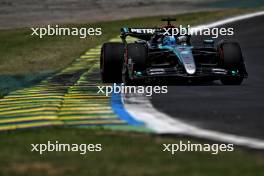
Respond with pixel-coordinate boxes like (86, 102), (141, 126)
(122, 11), (264, 150)
(191, 10), (264, 32)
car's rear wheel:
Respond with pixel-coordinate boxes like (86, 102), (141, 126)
(123, 43), (147, 85)
(217, 41), (245, 85)
(100, 42), (124, 83)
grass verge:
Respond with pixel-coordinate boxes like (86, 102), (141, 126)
(0, 127), (263, 176)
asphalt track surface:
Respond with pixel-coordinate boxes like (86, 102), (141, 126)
(151, 15), (264, 140)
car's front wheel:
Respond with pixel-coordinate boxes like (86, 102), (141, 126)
(217, 41), (245, 85)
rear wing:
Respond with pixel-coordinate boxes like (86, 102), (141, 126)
(120, 27), (163, 42)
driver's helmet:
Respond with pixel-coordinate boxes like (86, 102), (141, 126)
(163, 35), (176, 46)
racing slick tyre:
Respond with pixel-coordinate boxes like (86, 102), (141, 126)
(217, 41), (245, 85)
(123, 43), (147, 85)
(100, 42), (124, 83)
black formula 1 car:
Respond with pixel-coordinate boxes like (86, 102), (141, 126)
(100, 18), (248, 85)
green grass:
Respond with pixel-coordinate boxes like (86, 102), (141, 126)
(0, 127), (263, 176)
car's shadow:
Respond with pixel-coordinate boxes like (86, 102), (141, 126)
(143, 78), (222, 86)
(0, 71), (54, 98)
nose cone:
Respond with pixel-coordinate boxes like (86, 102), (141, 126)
(178, 48), (196, 75)
(185, 63), (196, 74)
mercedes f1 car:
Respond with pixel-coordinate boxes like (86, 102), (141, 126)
(100, 18), (248, 85)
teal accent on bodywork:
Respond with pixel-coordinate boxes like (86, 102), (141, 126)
(231, 70), (238, 76)
(158, 45), (182, 63)
(158, 44), (196, 74)
(135, 71), (143, 76)
(122, 27), (129, 33)
(158, 44), (193, 64)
